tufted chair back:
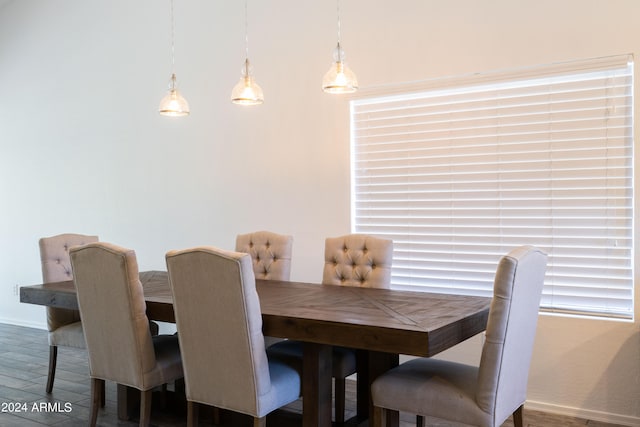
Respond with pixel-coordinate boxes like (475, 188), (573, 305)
(69, 242), (159, 389)
(369, 246), (547, 427)
(322, 234), (393, 288)
(235, 231), (293, 281)
(166, 246), (300, 418)
(39, 233), (99, 332)
(476, 246), (547, 424)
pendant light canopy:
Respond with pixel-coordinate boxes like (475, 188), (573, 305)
(159, 0), (190, 116)
(231, 0), (263, 105)
(322, 0), (358, 94)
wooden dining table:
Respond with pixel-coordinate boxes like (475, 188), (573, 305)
(20, 270), (492, 427)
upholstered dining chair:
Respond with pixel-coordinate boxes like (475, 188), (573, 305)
(236, 230), (293, 348)
(235, 230), (293, 281)
(69, 242), (183, 427)
(39, 233), (98, 393)
(370, 245), (547, 427)
(165, 246), (302, 427)
(39, 233), (159, 394)
(268, 233), (393, 424)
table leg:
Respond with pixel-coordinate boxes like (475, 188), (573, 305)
(302, 342), (332, 427)
(358, 351), (399, 427)
(356, 350), (369, 420)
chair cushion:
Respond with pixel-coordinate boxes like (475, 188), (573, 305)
(48, 321), (85, 348)
(372, 358), (488, 426)
(267, 341), (356, 378)
(256, 358), (302, 417)
(143, 334), (183, 389)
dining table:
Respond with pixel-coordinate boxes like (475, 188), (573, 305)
(20, 270), (492, 427)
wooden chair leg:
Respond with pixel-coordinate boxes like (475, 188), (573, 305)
(187, 401), (199, 427)
(213, 406), (221, 425)
(253, 416), (266, 427)
(372, 405), (386, 427)
(46, 345), (57, 393)
(175, 377), (186, 396)
(417, 415), (425, 427)
(513, 404), (524, 427)
(139, 389), (153, 427)
(100, 381), (105, 407)
(334, 377), (346, 424)
(90, 378), (104, 427)
(159, 383), (168, 409)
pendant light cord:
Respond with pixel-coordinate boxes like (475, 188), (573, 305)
(335, 0), (344, 62)
(336, 0), (341, 46)
(244, 0), (249, 60)
(170, 0), (176, 74)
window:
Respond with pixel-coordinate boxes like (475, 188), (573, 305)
(351, 55), (634, 319)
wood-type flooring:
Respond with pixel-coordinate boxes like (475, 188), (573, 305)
(0, 323), (627, 427)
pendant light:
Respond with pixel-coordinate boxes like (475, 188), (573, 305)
(322, 0), (358, 94)
(159, 0), (190, 116)
(231, 0), (264, 105)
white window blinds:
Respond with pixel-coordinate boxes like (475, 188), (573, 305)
(351, 55), (634, 319)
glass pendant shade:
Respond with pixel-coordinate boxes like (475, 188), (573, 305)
(231, 59), (264, 105)
(322, 42), (358, 94)
(159, 73), (190, 117)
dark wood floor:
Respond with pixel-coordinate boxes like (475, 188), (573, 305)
(0, 323), (626, 427)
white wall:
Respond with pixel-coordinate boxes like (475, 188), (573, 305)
(1, 0), (639, 424)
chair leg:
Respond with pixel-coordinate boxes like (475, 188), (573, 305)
(513, 404), (524, 427)
(334, 377), (346, 424)
(187, 401), (199, 427)
(253, 416), (266, 427)
(46, 346), (57, 393)
(372, 405), (386, 427)
(100, 381), (105, 407)
(159, 383), (168, 409)
(417, 414), (425, 427)
(90, 378), (104, 427)
(139, 389), (153, 427)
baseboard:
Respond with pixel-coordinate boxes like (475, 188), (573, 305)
(0, 317), (46, 330)
(526, 399), (640, 427)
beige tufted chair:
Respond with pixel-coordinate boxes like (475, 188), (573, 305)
(371, 246), (547, 427)
(39, 233), (99, 394)
(70, 242), (183, 427)
(166, 246), (301, 427)
(39, 233), (159, 395)
(268, 233), (393, 424)
(236, 231), (293, 348)
(322, 234), (393, 288)
(235, 231), (293, 281)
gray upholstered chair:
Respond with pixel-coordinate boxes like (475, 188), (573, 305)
(371, 246), (547, 427)
(69, 242), (183, 427)
(236, 230), (293, 348)
(165, 246), (302, 427)
(39, 233), (98, 393)
(268, 234), (393, 423)
(235, 230), (293, 281)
